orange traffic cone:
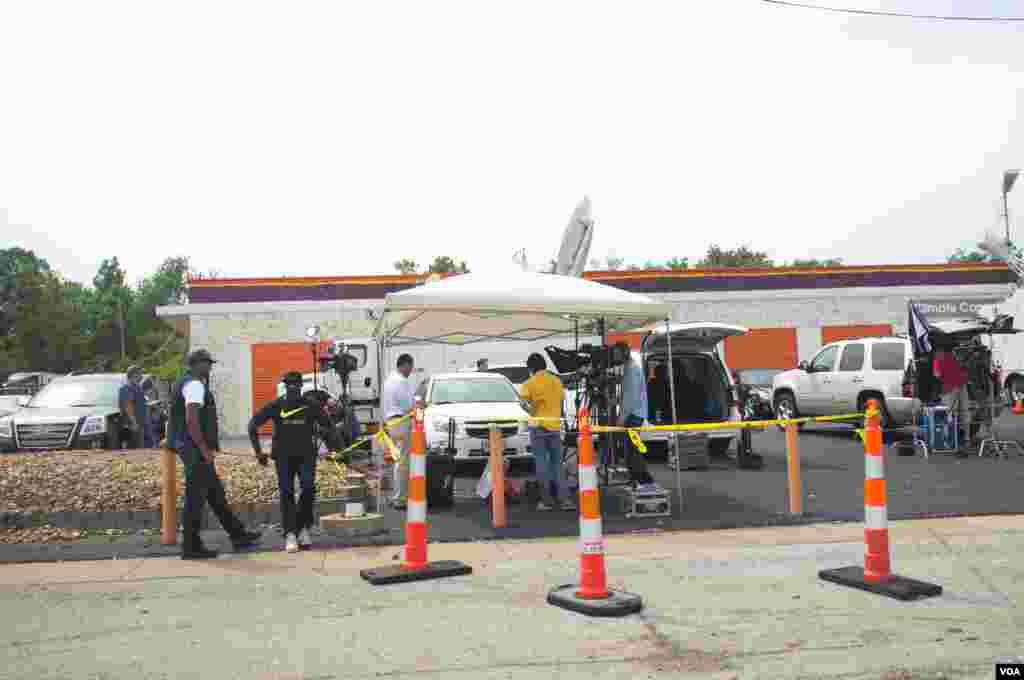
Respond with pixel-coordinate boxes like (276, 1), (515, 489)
(547, 407), (643, 616)
(361, 400), (471, 585)
(819, 399), (942, 601)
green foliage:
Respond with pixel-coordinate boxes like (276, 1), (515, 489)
(790, 258), (843, 267)
(947, 241), (1023, 264)
(0, 250), (189, 376)
(664, 257), (689, 270)
(393, 256), (470, 274)
(393, 258), (418, 274)
(698, 245), (774, 269)
(427, 256), (469, 274)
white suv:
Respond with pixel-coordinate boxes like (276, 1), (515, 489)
(772, 337), (915, 430)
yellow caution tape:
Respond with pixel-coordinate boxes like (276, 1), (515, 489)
(377, 430), (402, 463)
(628, 429), (647, 454)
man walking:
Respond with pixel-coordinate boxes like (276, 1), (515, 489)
(520, 353), (574, 511)
(381, 354), (416, 509)
(167, 349), (261, 560)
(248, 371), (337, 554)
(119, 366), (146, 449)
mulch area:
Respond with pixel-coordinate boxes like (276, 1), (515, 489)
(0, 448), (369, 544)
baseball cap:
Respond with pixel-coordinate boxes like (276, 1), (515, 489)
(282, 371), (304, 384)
(187, 349), (217, 365)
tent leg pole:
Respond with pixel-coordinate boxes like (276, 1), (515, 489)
(664, 317), (682, 513)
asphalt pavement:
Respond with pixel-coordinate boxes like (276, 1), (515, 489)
(4, 415), (1024, 564)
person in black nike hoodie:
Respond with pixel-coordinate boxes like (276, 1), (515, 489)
(248, 371), (337, 554)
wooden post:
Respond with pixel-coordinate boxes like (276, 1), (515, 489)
(161, 447), (177, 545)
(489, 423), (506, 529)
(785, 424), (802, 516)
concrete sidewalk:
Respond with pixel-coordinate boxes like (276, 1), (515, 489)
(3, 516), (1024, 679)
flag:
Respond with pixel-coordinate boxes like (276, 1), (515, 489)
(908, 301), (932, 357)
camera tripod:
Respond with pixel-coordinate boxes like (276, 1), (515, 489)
(974, 332), (1022, 459)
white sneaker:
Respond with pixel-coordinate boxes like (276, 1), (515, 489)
(298, 528), (312, 550)
(284, 533), (299, 554)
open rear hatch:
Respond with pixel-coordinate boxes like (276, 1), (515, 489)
(641, 322), (748, 356)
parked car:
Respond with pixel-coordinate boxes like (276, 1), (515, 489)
(772, 336), (915, 431)
(0, 395), (24, 419)
(0, 371), (59, 396)
(733, 368), (784, 420)
(0, 373), (130, 452)
(637, 322), (748, 457)
(414, 372), (531, 464)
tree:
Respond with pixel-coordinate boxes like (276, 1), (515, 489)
(0, 247), (52, 338)
(665, 257), (689, 270)
(5, 269), (89, 373)
(947, 240), (1023, 264)
(790, 258), (843, 267)
(697, 245), (774, 269)
(393, 259), (419, 274)
(392, 257), (469, 275)
(427, 256), (469, 274)
(89, 257), (133, 361)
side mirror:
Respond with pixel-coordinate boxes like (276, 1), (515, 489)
(364, 377), (372, 388)
(798, 361), (810, 372)
(17, 397), (29, 407)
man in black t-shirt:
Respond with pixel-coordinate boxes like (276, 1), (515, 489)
(248, 371), (337, 554)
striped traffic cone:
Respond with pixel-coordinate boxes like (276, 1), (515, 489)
(547, 407), (643, 617)
(819, 399), (942, 601)
(360, 399), (472, 585)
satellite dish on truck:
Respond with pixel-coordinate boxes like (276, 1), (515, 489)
(555, 196), (595, 277)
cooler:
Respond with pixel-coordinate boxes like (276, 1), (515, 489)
(917, 405), (958, 453)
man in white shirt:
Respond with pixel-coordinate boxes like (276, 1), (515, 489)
(381, 353), (416, 509)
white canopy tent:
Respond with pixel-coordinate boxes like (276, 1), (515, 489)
(372, 269), (673, 346)
(372, 268), (695, 510)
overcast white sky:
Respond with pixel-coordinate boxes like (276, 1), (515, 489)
(2, 0), (1022, 286)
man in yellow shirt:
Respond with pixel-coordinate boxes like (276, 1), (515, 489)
(520, 353), (575, 512)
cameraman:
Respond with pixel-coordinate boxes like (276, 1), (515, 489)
(621, 351), (656, 488)
(248, 371), (338, 554)
(521, 353), (575, 511)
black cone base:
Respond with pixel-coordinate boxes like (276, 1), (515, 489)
(819, 566), (942, 601)
(360, 560), (472, 585)
(547, 584), (643, 617)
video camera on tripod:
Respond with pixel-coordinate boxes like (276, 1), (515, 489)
(545, 342), (631, 410)
(319, 344), (360, 395)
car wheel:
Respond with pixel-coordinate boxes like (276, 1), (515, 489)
(774, 394), (802, 432)
(104, 424), (119, 450)
(1009, 376), (1024, 404)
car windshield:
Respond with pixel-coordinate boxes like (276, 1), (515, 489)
(430, 378), (520, 404)
(27, 379), (121, 409)
(737, 369), (783, 386)
(483, 366), (531, 384)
